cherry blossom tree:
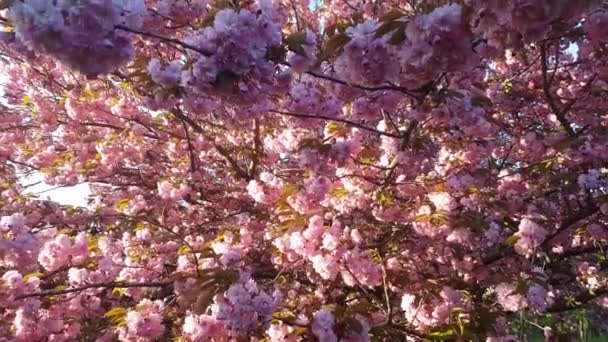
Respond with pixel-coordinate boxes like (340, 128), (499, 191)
(1, 0), (608, 341)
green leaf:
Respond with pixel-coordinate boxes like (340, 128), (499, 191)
(273, 309), (297, 322)
(461, 4), (474, 27)
(377, 191), (393, 206)
(213, 70), (240, 92)
(326, 122), (348, 137)
(429, 327), (457, 340)
(343, 317), (363, 334)
(266, 45), (287, 64)
(275, 216), (308, 232)
(116, 198), (130, 211)
(504, 234), (521, 246)
(104, 307), (128, 327)
(374, 20), (403, 38)
(111, 287), (127, 297)
(330, 187), (350, 198)
(178, 245), (192, 255)
(501, 79), (512, 93)
(466, 185), (480, 194)
(471, 95), (493, 109)
(388, 24), (407, 45)
(297, 138), (323, 152)
(0, 0), (14, 11)
(415, 214), (430, 222)
(358, 147), (376, 164)
(380, 9), (406, 22)
(285, 31), (308, 56)
(21, 95), (31, 106)
(430, 211), (449, 226)
(293, 327), (308, 336)
(82, 88), (97, 101)
(196, 9), (219, 28)
(193, 286), (219, 314)
(511, 280), (528, 296)
(318, 32), (351, 63)
(456, 315), (465, 335)
(23, 272), (44, 282)
(87, 238), (99, 253)
(168, 271), (196, 282)
(280, 184), (300, 199)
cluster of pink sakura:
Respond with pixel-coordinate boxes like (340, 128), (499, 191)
(1, 0), (608, 340)
(468, 0), (600, 54)
(8, 0), (147, 78)
(152, 0), (286, 109)
(0, 214), (269, 341)
(335, 4), (475, 88)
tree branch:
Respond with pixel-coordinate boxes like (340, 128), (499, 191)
(114, 25), (212, 56)
(540, 42), (575, 137)
(547, 288), (608, 313)
(170, 107), (251, 180)
(539, 205), (599, 250)
(306, 70), (421, 99)
(16, 281), (172, 299)
(482, 206), (599, 265)
(270, 109), (403, 138)
(182, 120), (198, 172)
(250, 119), (262, 177)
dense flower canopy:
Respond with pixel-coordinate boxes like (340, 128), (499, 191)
(1, 0), (608, 340)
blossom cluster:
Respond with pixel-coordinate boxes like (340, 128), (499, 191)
(1, 0), (608, 340)
(8, 0), (147, 77)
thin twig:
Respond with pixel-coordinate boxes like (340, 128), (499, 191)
(540, 42), (575, 137)
(306, 70), (420, 99)
(16, 281), (172, 299)
(182, 120), (197, 172)
(381, 264), (393, 324)
(170, 107), (251, 180)
(270, 109), (403, 138)
(114, 25), (212, 56)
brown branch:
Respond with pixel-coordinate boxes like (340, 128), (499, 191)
(547, 288), (608, 313)
(381, 264), (393, 325)
(539, 205), (599, 250)
(7, 158), (40, 170)
(540, 42), (575, 137)
(306, 70), (420, 99)
(400, 119), (418, 149)
(213, 143), (252, 181)
(482, 206), (599, 265)
(170, 107), (251, 181)
(114, 25), (212, 56)
(16, 281), (172, 299)
(270, 109), (403, 138)
(560, 74), (598, 119)
(121, 214), (201, 275)
(250, 119), (262, 177)
(76, 121), (161, 140)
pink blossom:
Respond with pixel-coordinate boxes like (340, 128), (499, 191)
(527, 284), (552, 312)
(584, 10), (608, 47)
(182, 313), (227, 341)
(311, 254), (339, 280)
(2, 270), (23, 289)
(311, 309), (337, 342)
(514, 218), (548, 256)
(495, 282), (528, 312)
